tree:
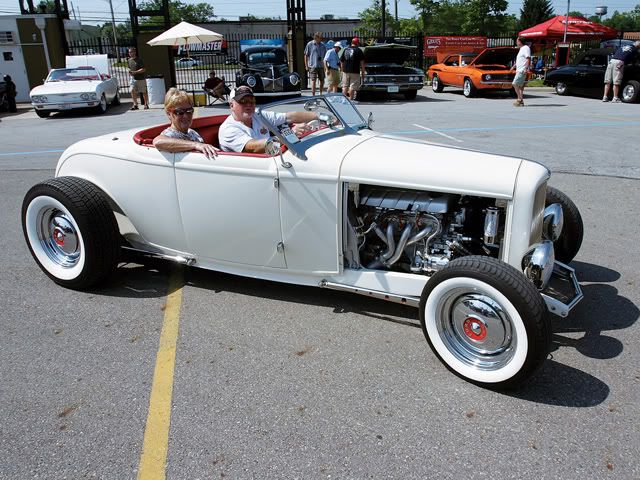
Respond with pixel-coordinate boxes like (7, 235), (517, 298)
(605, 5), (640, 31)
(409, 0), (440, 31)
(462, 0), (510, 35)
(358, 0), (399, 33)
(100, 21), (132, 41)
(519, 0), (554, 30)
(427, 0), (467, 34)
(138, 0), (215, 26)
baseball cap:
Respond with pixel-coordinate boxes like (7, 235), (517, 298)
(352, 37), (360, 45)
(331, 40), (341, 48)
(230, 85), (254, 102)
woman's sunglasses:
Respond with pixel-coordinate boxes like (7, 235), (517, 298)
(172, 107), (194, 116)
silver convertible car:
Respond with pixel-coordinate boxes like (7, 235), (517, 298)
(29, 66), (120, 117)
(21, 94), (584, 389)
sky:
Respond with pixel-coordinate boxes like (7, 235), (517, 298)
(0, 0), (638, 25)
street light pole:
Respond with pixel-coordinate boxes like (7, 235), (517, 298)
(563, 0), (570, 43)
(107, 0), (120, 62)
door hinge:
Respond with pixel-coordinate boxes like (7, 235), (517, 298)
(274, 178), (279, 189)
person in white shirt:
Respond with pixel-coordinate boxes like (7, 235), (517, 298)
(510, 37), (531, 107)
(218, 86), (330, 154)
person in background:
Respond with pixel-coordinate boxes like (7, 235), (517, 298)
(603, 40), (640, 103)
(510, 37), (531, 107)
(218, 86), (333, 154)
(304, 32), (327, 96)
(153, 88), (218, 158)
(204, 69), (230, 100)
(128, 47), (149, 110)
(3, 74), (17, 113)
(340, 37), (365, 101)
(324, 41), (342, 93)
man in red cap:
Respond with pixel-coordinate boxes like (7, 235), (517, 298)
(340, 37), (365, 101)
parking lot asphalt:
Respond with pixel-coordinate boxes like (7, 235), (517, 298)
(1, 88), (639, 479)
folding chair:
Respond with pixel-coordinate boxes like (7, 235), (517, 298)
(205, 77), (230, 106)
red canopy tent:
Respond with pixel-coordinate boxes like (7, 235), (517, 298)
(519, 16), (618, 40)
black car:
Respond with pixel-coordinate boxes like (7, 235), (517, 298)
(235, 46), (301, 99)
(544, 48), (640, 103)
(359, 43), (424, 100)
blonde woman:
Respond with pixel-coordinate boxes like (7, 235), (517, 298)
(153, 88), (218, 158)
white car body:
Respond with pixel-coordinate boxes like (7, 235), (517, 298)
(30, 66), (119, 116)
(23, 95), (583, 388)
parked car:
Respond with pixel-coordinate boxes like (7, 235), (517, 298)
(175, 57), (200, 68)
(428, 47), (522, 97)
(359, 43), (424, 100)
(544, 48), (640, 103)
(29, 66), (119, 118)
(235, 46), (301, 99)
(21, 94), (583, 389)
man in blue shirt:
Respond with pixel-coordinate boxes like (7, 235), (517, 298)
(603, 40), (640, 103)
(304, 32), (327, 96)
(324, 41), (342, 93)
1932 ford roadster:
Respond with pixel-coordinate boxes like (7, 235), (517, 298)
(21, 94), (584, 389)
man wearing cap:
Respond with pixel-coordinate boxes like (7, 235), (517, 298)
(340, 37), (365, 101)
(219, 86), (332, 154)
(324, 41), (342, 93)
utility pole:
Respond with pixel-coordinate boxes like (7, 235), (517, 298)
(395, 0), (398, 22)
(107, 0), (120, 62)
(381, 0), (386, 38)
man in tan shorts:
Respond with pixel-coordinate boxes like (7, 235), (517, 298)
(340, 37), (365, 101)
(128, 47), (149, 110)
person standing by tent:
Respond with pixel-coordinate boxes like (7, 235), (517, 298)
(603, 40), (640, 102)
(510, 37), (531, 107)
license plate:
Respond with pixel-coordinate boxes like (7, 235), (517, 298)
(387, 86), (399, 93)
(58, 104), (72, 110)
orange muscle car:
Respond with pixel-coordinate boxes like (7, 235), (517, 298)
(428, 47), (524, 97)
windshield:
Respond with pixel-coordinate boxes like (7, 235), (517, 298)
(248, 50), (287, 65)
(47, 67), (100, 82)
(257, 94), (368, 158)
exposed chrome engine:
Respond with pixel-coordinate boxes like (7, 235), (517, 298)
(345, 184), (505, 275)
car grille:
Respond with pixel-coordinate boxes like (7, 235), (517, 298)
(482, 74), (514, 82)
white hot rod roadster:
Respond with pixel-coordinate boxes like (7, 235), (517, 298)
(22, 94), (584, 389)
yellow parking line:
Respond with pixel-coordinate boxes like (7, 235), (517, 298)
(137, 267), (184, 480)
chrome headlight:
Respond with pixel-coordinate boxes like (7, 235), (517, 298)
(484, 74), (492, 81)
(522, 240), (555, 289)
(32, 95), (47, 103)
(289, 73), (299, 86)
(246, 76), (257, 88)
(366, 76), (375, 83)
(80, 93), (89, 100)
(542, 203), (563, 241)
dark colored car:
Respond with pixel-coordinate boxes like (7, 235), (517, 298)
(544, 48), (640, 103)
(235, 46), (301, 99)
(360, 43), (424, 100)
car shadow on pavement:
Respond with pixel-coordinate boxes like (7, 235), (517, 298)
(42, 102), (133, 119)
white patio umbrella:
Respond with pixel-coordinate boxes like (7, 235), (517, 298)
(147, 21), (223, 47)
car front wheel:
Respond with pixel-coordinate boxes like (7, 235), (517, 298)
(96, 94), (108, 114)
(463, 78), (476, 98)
(35, 109), (51, 118)
(545, 186), (583, 263)
(622, 80), (640, 103)
(111, 88), (121, 106)
(419, 256), (550, 389)
(555, 82), (568, 95)
(432, 75), (444, 93)
(22, 177), (120, 289)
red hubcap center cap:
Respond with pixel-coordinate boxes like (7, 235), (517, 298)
(463, 317), (487, 341)
(54, 228), (65, 246)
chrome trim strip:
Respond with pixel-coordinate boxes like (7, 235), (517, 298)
(319, 279), (420, 307)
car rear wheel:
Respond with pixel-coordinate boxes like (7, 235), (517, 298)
(621, 80), (640, 103)
(555, 82), (568, 95)
(419, 256), (550, 389)
(95, 94), (108, 114)
(35, 110), (51, 118)
(22, 177), (120, 289)
(463, 78), (476, 98)
(432, 75), (444, 93)
(545, 186), (583, 264)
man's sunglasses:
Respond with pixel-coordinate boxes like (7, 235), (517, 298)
(172, 107), (194, 116)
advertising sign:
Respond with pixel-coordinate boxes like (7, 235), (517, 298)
(176, 40), (227, 55)
(239, 39), (285, 52)
(424, 36), (487, 57)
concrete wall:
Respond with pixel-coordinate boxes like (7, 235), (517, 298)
(136, 32), (175, 94)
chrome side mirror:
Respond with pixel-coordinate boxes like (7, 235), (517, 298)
(367, 112), (374, 129)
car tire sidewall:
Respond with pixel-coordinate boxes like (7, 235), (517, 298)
(546, 186), (583, 263)
(97, 94), (107, 114)
(555, 82), (568, 95)
(622, 80), (640, 103)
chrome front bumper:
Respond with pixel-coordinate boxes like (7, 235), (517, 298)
(541, 261), (583, 318)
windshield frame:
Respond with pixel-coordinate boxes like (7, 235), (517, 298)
(255, 93), (369, 160)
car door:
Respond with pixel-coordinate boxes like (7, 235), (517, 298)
(572, 53), (606, 95)
(174, 151), (287, 268)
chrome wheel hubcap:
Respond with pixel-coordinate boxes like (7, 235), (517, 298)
(37, 207), (81, 267)
(622, 84), (634, 101)
(436, 289), (515, 370)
